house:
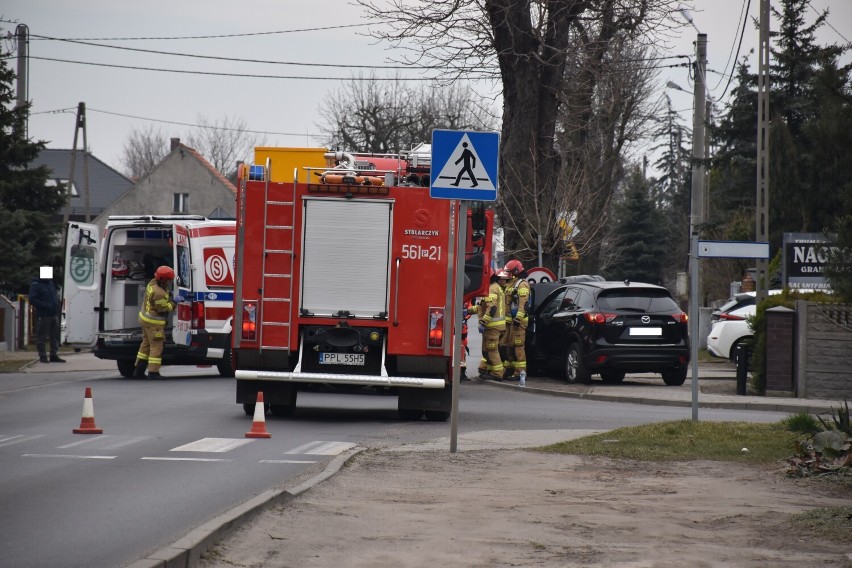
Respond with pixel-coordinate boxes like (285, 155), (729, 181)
(29, 148), (133, 223)
(95, 138), (237, 232)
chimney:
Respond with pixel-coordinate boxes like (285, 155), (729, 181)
(170, 137), (181, 151)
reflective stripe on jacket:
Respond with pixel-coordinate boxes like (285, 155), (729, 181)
(479, 282), (506, 330)
(505, 277), (531, 325)
(138, 279), (174, 326)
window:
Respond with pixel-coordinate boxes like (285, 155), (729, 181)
(173, 193), (189, 213)
(46, 178), (78, 196)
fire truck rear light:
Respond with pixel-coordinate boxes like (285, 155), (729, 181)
(427, 307), (444, 348)
(242, 301), (257, 341)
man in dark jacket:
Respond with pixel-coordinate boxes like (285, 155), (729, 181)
(29, 267), (65, 364)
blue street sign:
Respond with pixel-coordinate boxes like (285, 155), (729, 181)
(430, 130), (499, 201)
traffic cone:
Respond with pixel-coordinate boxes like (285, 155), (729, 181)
(73, 387), (103, 434)
(245, 391), (271, 438)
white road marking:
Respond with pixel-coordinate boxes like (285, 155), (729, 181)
(140, 457), (230, 462)
(170, 438), (254, 453)
(284, 441), (356, 455)
(23, 454), (116, 459)
(0, 435), (44, 448)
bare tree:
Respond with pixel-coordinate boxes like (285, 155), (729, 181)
(121, 116), (259, 180)
(120, 124), (168, 180)
(317, 76), (498, 152)
(356, 0), (682, 271)
(185, 115), (258, 179)
(559, 37), (661, 273)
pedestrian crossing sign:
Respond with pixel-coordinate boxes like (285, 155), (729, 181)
(430, 130), (499, 201)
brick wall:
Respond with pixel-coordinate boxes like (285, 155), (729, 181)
(796, 301), (852, 399)
(765, 307), (795, 394)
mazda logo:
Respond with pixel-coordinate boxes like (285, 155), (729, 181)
(641, 315), (650, 324)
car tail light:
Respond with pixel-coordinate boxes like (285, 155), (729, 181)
(428, 307), (444, 348)
(672, 312), (689, 324)
(718, 313), (745, 321)
(191, 301), (206, 330)
(583, 312), (617, 324)
(241, 301), (257, 341)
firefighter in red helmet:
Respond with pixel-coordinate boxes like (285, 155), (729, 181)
(133, 265), (178, 379)
(500, 259), (530, 381)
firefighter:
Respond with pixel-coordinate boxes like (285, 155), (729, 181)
(474, 269), (507, 381)
(134, 266), (178, 379)
(500, 259), (531, 381)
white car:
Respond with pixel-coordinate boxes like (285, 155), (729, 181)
(706, 304), (755, 361)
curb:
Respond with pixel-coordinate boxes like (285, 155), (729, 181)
(483, 379), (837, 415)
(125, 447), (365, 568)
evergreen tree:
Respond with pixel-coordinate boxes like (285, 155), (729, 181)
(0, 41), (67, 293)
(707, 59), (758, 222)
(708, 0), (851, 269)
(606, 167), (667, 284)
(649, 96), (691, 285)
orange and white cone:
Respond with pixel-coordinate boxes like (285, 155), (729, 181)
(73, 386), (103, 434)
(245, 391), (271, 439)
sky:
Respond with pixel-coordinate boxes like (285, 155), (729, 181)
(3, 0), (850, 177)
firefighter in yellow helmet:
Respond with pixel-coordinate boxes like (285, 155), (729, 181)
(473, 269), (507, 381)
(500, 259), (531, 381)
(134, 266), (178, 379)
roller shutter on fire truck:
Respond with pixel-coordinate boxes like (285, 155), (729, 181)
(300, 198), (391, 318)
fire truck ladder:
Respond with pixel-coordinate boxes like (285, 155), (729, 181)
(258, 163), (295, 351)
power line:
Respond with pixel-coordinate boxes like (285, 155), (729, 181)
(28, 55), (686, 80)
(32, 106), (323, 138)
(30, 33), (692, 71)
(711, 0), (750, 94)
(28, 56), (469, 80)
(810, 4), (851, 44)
(27, 23), (373, 42)
(30, 34), (436, 70)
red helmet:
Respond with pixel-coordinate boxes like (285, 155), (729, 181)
(503, 260), (524, 276)
(497, 270), (511, 279)
(154, 266), (175, 281)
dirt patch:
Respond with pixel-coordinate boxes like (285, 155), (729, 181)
(199, 449), (852, 567)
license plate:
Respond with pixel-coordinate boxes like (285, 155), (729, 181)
(629, 327), (662, 336)
(319, 353), (365, 365)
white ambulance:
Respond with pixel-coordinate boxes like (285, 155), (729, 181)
(62, 215), (236, 377)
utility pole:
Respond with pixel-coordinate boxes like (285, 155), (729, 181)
(15, 24), (29, 136)
(67, 102), (92, 223)
(688, 33), (707, 422)
(755, 0), (771, 303)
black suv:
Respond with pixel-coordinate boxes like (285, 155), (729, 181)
(525, 276), (690, 385)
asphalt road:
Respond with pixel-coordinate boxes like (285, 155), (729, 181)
(0, 351), (791, 568)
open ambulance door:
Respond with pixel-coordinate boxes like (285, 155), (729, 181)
(62, 221), (100, 346)
(172, 224), (193, 347)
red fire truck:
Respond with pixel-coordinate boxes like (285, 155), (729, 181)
(232, 145), (494, 420)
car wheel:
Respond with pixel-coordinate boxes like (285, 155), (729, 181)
(662, 367), (687, 386)
(398, 408), (424, 421)
(600, 370), (626, 384)
(424, 410), (450, 422)
(565, 344), (592, 385)
(116, 359), (135, 378)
